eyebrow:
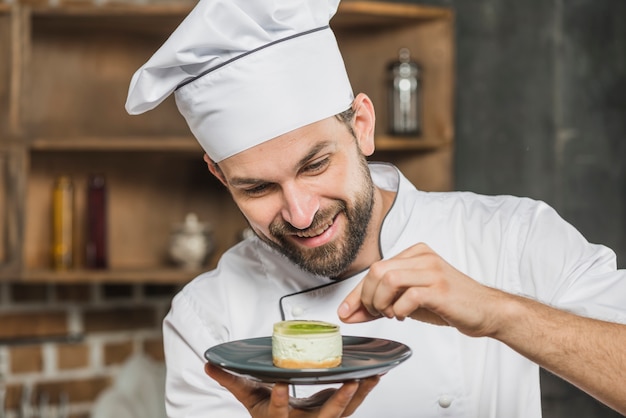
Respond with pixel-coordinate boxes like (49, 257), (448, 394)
(228, 140), (333, 187)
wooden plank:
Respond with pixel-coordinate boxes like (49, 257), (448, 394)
(22, 11), (190, 139)
(28, 3), (193, 17)
(335, 1), (451, 28)
(0, 7), (10, 136)
(24, 1), (447, 21)
(30, 136), (201, 152)
(0, 145), (26, 279)
(8, 4), (27, 137)
(22, 267), (199, 284)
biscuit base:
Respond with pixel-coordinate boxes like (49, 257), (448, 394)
(272, 356), (341, 369)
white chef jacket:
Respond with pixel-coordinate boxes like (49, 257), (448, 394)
(163, 163), (626, 417)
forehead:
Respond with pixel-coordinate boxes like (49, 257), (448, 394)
(218, 115), (346, 177)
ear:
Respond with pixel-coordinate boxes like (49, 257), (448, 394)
(204, 153), (228, 187)
(352, 93), (376, 157)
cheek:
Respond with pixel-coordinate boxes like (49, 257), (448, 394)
(236, 199), (278, 234)
(331, 165), (361, 198)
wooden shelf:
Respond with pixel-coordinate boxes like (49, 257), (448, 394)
(28, 3), (192, 17)
(28, 135), (450, 153)
(9, 1), (449, 21)
(375, 135), (453, 151)
(336, 1), (452, 27)
(22, 267), (202, 284)
(0, 1), (455, 283)
(30, 136), (202, 152)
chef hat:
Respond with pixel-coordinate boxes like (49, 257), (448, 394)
(125, 0), (354, 162)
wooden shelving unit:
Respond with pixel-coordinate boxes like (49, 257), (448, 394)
(0, 1), (455, 283)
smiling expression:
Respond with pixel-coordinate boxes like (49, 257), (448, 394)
(213, 105), (377, 277)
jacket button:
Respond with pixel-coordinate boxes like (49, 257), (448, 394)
(438, 395), (453, 408)
(291, 306), (304, 317)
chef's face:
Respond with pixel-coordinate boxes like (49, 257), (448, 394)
(211, 96), (377, 277)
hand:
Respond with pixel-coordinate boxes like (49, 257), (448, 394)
(338, 242), (505, 338)
(205, 363), (380, 417)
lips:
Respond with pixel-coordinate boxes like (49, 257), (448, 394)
(295, 219), (334, 238)
(288, 213), (340, 248)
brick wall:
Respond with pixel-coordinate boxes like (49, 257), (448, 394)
(0, 282), (178, 418)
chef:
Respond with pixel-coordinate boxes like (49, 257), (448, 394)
(125, 0), (626, 417)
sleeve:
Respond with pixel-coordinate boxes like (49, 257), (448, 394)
(162, 283), (249, 417)
(516, 199), (626, 324)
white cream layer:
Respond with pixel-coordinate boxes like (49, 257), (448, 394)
(272, 333), (342, 363)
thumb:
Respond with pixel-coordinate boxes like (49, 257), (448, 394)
(337, 282), (378, 323)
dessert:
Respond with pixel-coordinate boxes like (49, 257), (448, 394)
(272, 320), (342, 369)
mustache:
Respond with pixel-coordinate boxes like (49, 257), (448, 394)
(269, 203), (346, 237)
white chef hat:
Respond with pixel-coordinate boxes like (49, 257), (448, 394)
(125, 0), (354, 163)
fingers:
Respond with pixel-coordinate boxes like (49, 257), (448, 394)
(318, 381), (358, 418)
(205, 362), (239, 389)
(341, 376), (381, 416)
(205, 363), (272, 412)
(338, 300), (381, 323)
(338, 281), (381, 323)
(362, 258), (426, 318)
(288, 389), (336, 410)
(339, 243), (442, 323)
(207, 362), (381, 418)
(268, 383), (290, 417)
(317, 376), (380, 417)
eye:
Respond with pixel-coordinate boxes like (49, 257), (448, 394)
(302, 157), (330, 174)
(241, 182), (273, 197)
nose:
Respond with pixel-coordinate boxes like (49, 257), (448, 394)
(280, 183), (319, 230)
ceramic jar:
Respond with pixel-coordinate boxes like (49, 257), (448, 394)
(168, 213), (214, 269)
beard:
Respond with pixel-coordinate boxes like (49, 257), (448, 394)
(262, 158), (375, 278)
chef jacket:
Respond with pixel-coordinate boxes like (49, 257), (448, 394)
(163, 162), (626, 417)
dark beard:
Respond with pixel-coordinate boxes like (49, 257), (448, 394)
(264, 160), (375, 278)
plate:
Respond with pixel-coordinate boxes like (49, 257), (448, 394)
(205, 336), (412, 385)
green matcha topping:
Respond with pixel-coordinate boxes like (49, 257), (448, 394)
(274, 320), (339, 335)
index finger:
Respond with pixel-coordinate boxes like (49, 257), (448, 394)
(338, 282), (379, 323)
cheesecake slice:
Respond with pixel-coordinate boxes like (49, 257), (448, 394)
(272, 320), (342, 369)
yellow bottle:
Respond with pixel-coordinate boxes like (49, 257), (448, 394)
(52, 176), (74, 270)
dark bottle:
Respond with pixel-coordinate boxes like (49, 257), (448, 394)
(387, 47), (422, 136)
(86, 174), (108, 269)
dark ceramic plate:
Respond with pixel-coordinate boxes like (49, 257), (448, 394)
(205, 336), (412, 385)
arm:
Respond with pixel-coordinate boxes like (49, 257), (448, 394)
(493, 290), (626, 415)
(338, 243), (626, 415)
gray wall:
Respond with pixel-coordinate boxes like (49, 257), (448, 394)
(451, 0), (626, 265)
(394, 0), (626, 416)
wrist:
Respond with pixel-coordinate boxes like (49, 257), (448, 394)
(486, 290), (533, 342)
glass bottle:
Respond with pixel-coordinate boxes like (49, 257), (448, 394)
(86, 174), (108, 269)
(52, 176), (74, 270)
(387, 47), (421, 136)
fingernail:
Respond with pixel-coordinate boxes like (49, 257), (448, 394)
(338, 302), (349, 317)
